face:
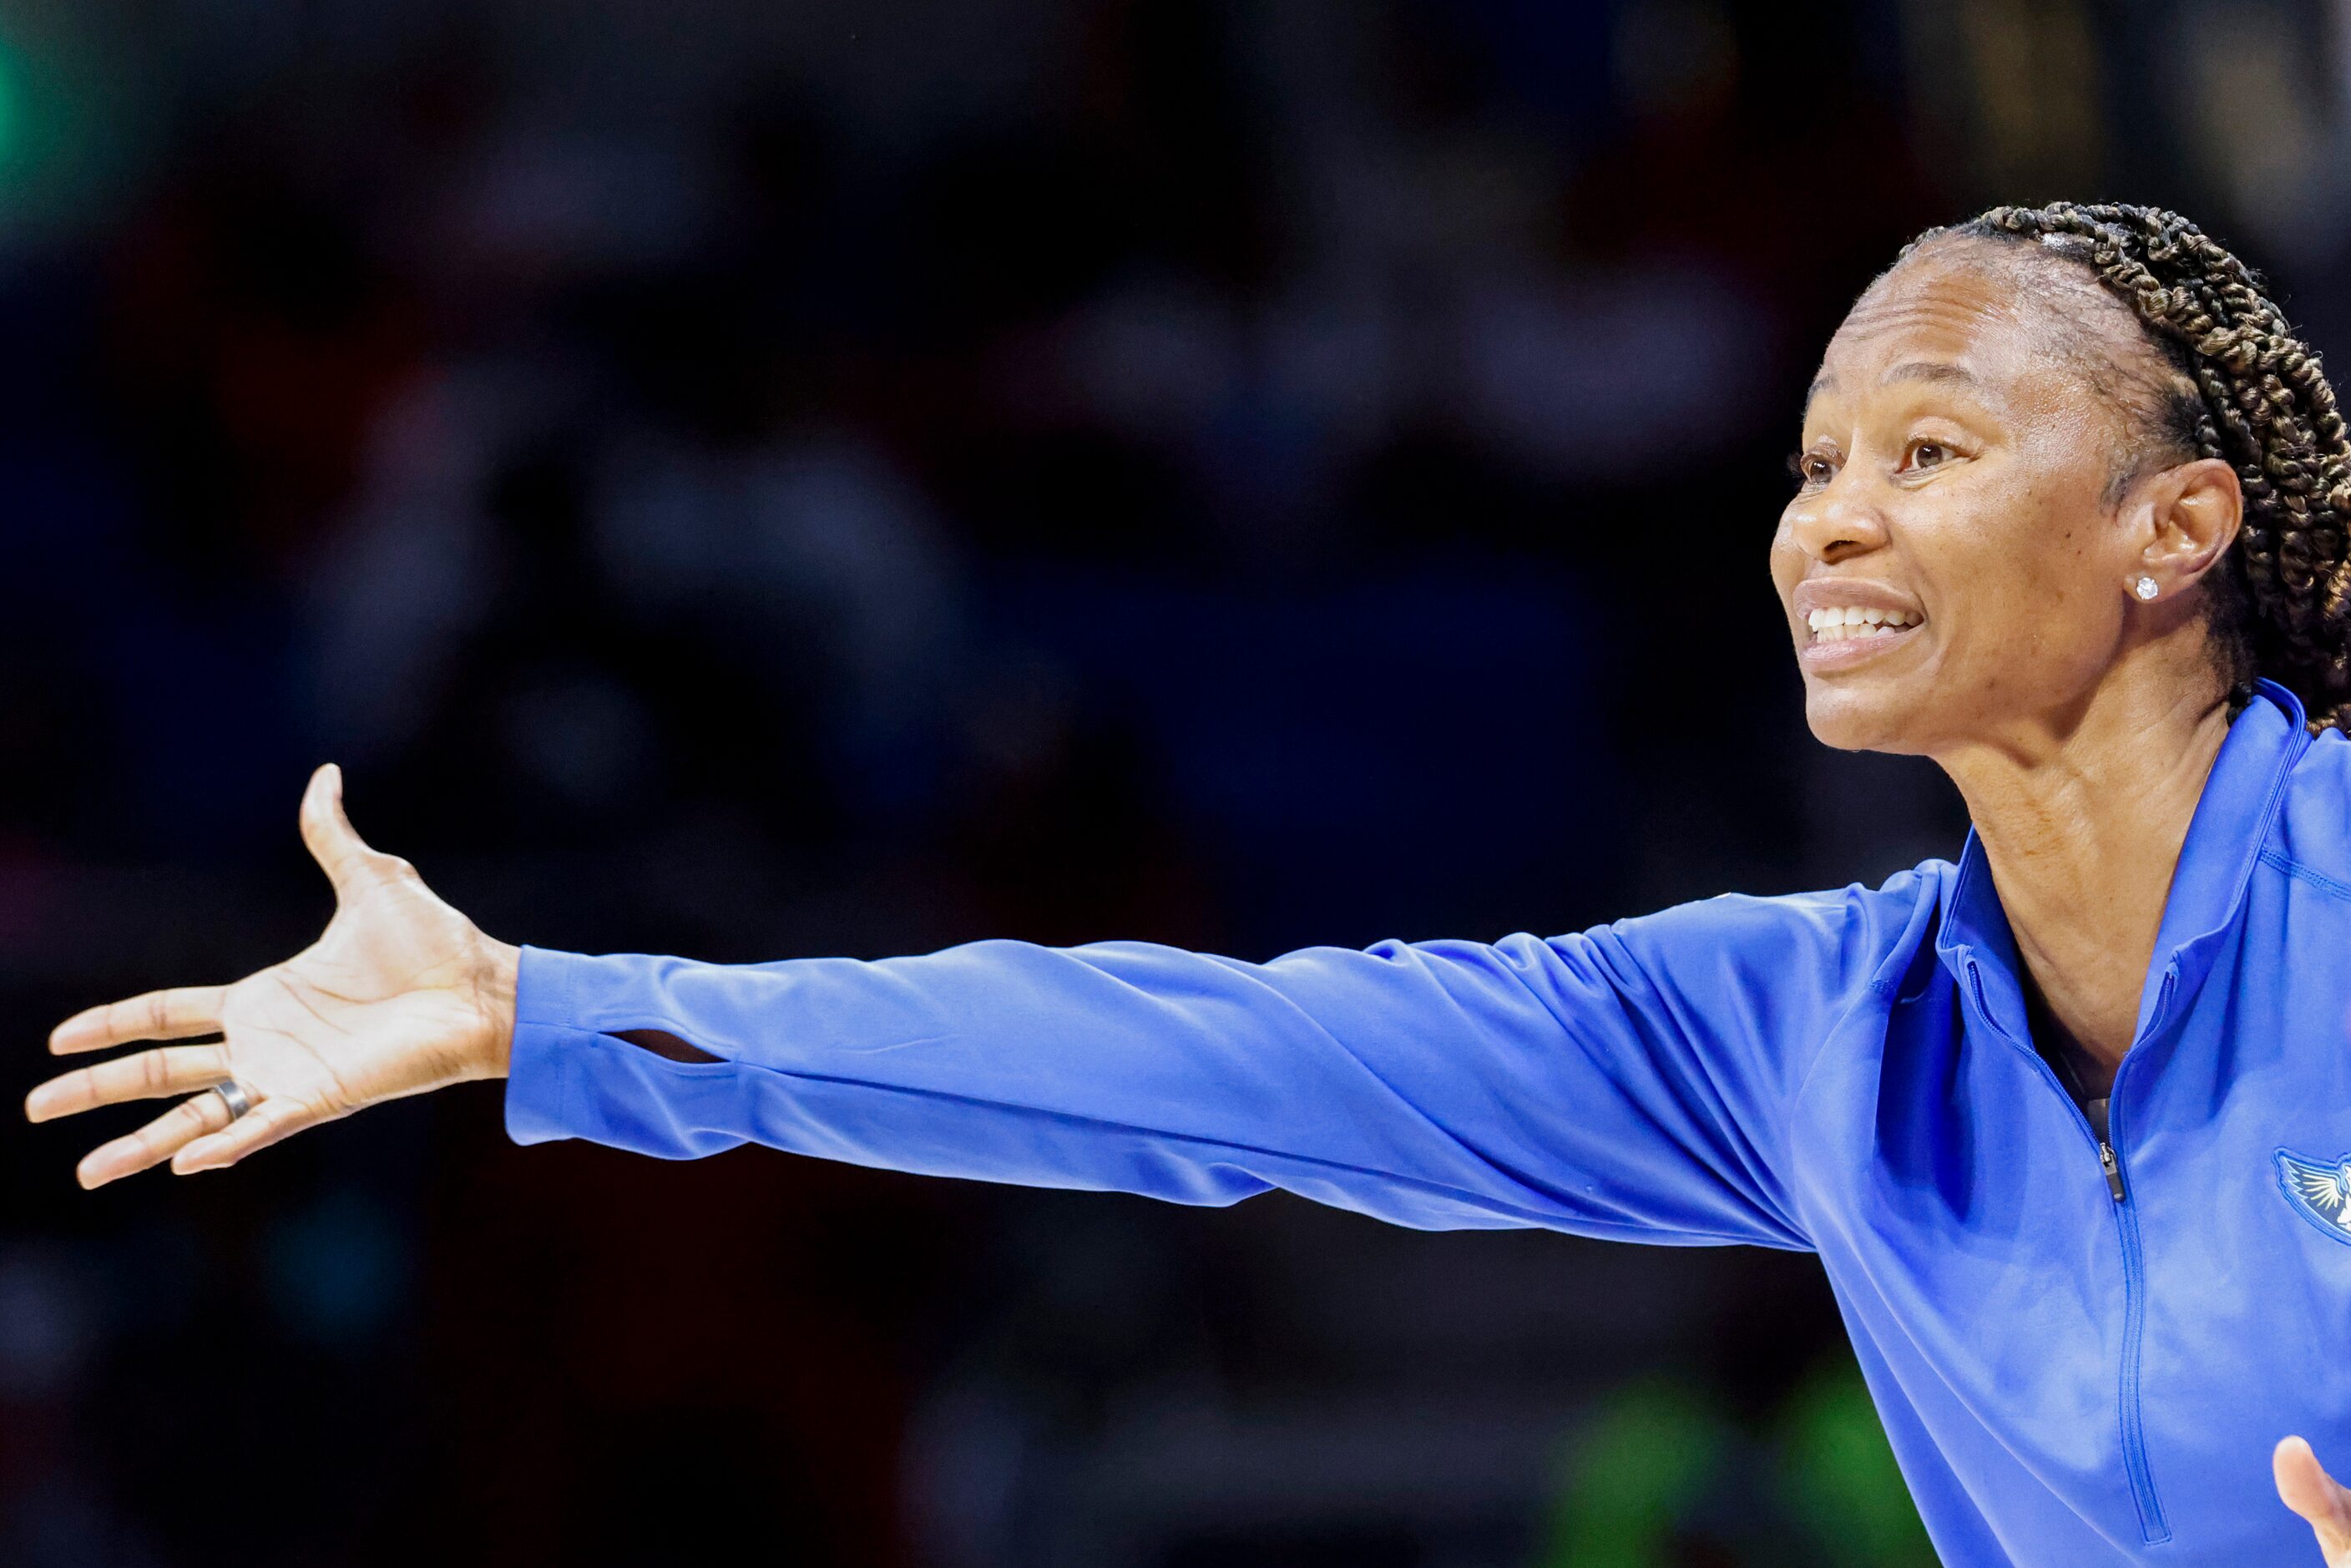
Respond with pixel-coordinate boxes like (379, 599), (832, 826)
(1772, 245), (2159, 755)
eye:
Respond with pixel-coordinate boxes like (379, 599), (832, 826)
(1787, 451), (1838, 488)
(1908, 439), (1951, 470)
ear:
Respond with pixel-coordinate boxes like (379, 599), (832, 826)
(2130, 458), (2241, 596)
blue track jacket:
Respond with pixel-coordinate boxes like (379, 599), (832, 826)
(507, 681), (2351, 1566)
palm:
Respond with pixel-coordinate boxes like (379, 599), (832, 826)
(25, 766), (518, 1186)
(224, 890), (498, 1113)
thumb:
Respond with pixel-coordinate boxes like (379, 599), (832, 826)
(2278, 1437), (2351, 1561)
(298, 763), (392, 898)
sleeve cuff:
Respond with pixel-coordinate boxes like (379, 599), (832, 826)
(501, 946), (754, 1158)
(503, 945), (593, 1146)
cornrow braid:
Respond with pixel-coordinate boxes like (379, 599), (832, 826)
(1905, 202), (2351, 735)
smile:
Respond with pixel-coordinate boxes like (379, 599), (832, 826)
(1799, 602), (1926, 670)
(1805, 606), (1922, 643)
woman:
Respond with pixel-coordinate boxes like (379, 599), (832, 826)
(28, 202), (2351, 1565)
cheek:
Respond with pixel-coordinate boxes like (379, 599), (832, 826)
(1767, 516), (1805, 589)
(1932, 497), (2117, 673)
(2012, 490), (2116, 620)
(1993, 438), (2126, 585)
(1898, 507), (2024, 643)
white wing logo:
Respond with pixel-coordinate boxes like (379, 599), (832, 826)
(2277, 1150), (2351, 1242)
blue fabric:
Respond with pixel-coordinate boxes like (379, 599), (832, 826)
(506, 680), (2351, 1566)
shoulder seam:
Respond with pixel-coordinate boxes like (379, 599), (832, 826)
(1789, 873), (1942, 1110)
(2258, 846), (2351, 905)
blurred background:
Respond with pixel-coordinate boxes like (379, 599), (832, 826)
(3, 0), (2347, 1562)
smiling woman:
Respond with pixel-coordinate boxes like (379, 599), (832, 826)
(1782, 205), (2351, 758)
(30, 203), (2351, 1568)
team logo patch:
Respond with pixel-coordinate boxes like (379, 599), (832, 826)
(2277, 1149), (2351, 1242)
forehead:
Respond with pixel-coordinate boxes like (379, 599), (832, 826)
(1808, 239), (2161, 430)
(1817, 250), (2048, 387)
(1835, 254), (2024, 353)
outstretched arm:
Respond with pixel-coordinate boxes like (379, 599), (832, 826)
(498, 915), (1820, 1240)
(28, 767), (1866, 1248)
(26, 766), (518, 1186)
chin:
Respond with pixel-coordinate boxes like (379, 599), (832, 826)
(1801, 679), (1934, 755)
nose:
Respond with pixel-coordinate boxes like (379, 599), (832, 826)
(1782, 473), (1888, 564)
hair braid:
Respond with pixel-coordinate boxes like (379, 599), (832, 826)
(1907, 202), (2351, 734)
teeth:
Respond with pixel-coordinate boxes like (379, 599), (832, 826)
(1805, 605), (1920, 641)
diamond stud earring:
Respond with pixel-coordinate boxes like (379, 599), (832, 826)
(2133, 575), (2160, 601)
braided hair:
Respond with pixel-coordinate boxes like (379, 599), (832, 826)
(1899, 202), (2351, 735)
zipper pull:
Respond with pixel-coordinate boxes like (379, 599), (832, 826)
(2100, 1142), (2127, 1203)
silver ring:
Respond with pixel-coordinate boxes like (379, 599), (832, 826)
(207, 1080), (255, 1121)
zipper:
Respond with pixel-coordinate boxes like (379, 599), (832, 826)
(1964, 959), (2172, 1543)
(2101, 1124), (2171, 1544)
(2098, 1141), (2126, 1202)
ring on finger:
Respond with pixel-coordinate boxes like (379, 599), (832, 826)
(206, 1080), (255, 1121)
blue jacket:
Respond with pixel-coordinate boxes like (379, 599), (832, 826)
(507, 681), (2351, 1566)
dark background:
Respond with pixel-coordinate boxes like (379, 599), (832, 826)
(4, 2), (2346, 1563)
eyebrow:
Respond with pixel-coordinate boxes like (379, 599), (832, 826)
(1804, 361), (1980, 408)
(1883, 360), (1979, 390)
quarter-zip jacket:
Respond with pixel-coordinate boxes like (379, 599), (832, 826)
(507, 681), (2351, 1565)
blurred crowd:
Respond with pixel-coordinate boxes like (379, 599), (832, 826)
(4, 1), (2348, 1563)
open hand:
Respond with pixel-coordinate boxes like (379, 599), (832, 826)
(2280, 1436), (2351, 1564)
(25, 765), (519, 1187)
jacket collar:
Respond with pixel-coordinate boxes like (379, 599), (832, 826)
(1934, 680), (2310, 1049)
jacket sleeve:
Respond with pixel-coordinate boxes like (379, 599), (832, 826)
(504, 877), (1933, 1248)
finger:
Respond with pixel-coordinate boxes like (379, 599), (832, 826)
(76, 1092), (234, 1189)
(2276, 1437), (2351, 1557)
(299, 763), (403, 899)
(173, 1098), (323, 1175)
(26, 1044), (231, 1122)
(50, 986), (227, 1055)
